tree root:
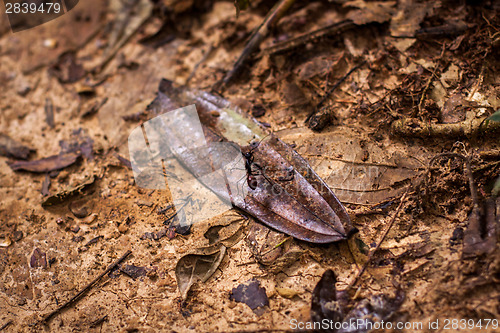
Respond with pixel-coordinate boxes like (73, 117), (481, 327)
(391, 117), (500, 138)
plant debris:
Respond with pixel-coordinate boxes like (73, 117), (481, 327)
(7, 152), (80, 173)
(311, 269), (405, 333)
(230, 279), (269, 313)
(120, 264), (147, 280)
(175, 246), (226, 300)
(0, 133), (34, 160)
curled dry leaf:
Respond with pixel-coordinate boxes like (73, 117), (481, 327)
(246, 220), (303, 272)
(175, 246), (226, 300)
(0, 236), (12, 247)
(30, 248), (48, 269)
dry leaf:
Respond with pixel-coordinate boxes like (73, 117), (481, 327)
(175, 246), (226, 300)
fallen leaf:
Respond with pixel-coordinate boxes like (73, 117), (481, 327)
(132, 80), (355, 243)
(311, 269), (405, 333)
(310, 270), (344, 326)
(120, 265), (147, 279)
(462, 199), (497, 258)
(175, 246), (226, 300)
(30, 248), (48, 269)
(345, 0), (396, 25)
(230, 279), (269, 311)
(42, 175), (97, 207)
(0, 134), (34, 160)
(7, 152), (81, 173)
(0, 236), (12, 247)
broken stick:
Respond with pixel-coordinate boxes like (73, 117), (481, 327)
(217, 0), (295, 90)
(41, 250), (132, 323)
(346, 187), (410, 291)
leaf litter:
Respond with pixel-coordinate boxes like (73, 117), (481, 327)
(0, 0), (499, 332)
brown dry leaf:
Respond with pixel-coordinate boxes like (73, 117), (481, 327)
(389, 0), (435, 51)
(230, 279), (269, 313)
(295, 54), (342, 81)
(42, 174), (97, 207)
(175, 246), (226, 300)
(282, 127), (426, 204)
(345, 0), (396, 25)
(49, 51), (86, 83)
(462, 199), (497, 259)
(440, 93), (467, 124)
(0, 133), (34, 160)
(7, 152), (81, 173)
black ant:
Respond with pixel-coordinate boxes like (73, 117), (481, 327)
(241, 136), (269, 191)
(243, 150), (260, 190)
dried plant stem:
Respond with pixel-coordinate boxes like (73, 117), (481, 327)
(41, 250), (132, 323)
(346, 187), (410, 292)
(218, 0), (295, 90)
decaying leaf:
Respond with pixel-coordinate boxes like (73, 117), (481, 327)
(7, 152), (80, 173)
(462, 199), (497, 259)
(0, 236), (12, 248)
(42, 174), (97, 207)
(311, 269), (344, 326)
(175, 246), (226, 300)
(30, 248), (48, 269)
(339, 292), (405, 333)
(311, 269), (405, 333)
(230, 279), (269, 312)
(345, 0), (396, 25)
(246, 220), (303, 272)
(120, 264), (147, 279)
(0, 134), (34, 160)
(49, 51), (86, 84)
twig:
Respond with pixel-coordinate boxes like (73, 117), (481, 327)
(258, 20), (358, 57)
(217, 0), (295, 90)
(41, 250), (132, 323)
(0, 321), (12, 331)
(89, 315), (108, 328)
(305, 61), (365, 126)
(391, 117), (500, 138)
(186, 44), (214, 85)
(346, 187), (410, 292)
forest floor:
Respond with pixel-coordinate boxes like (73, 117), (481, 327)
(0, 0), (499, 332)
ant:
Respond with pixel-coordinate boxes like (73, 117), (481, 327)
(243, 148), (260, 190)
(241, 134), (294, 191)
(241, 135), (271, 191)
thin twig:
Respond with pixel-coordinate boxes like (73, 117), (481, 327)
(346, 187), (411, 292)
(41, 250), (132, 323)
(217, 0), (295, 90)
(258, 20), (358, 57)
(186, 44), (214, 85)
(305, 61), (365, 124)
(0, 321), (12, 331)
